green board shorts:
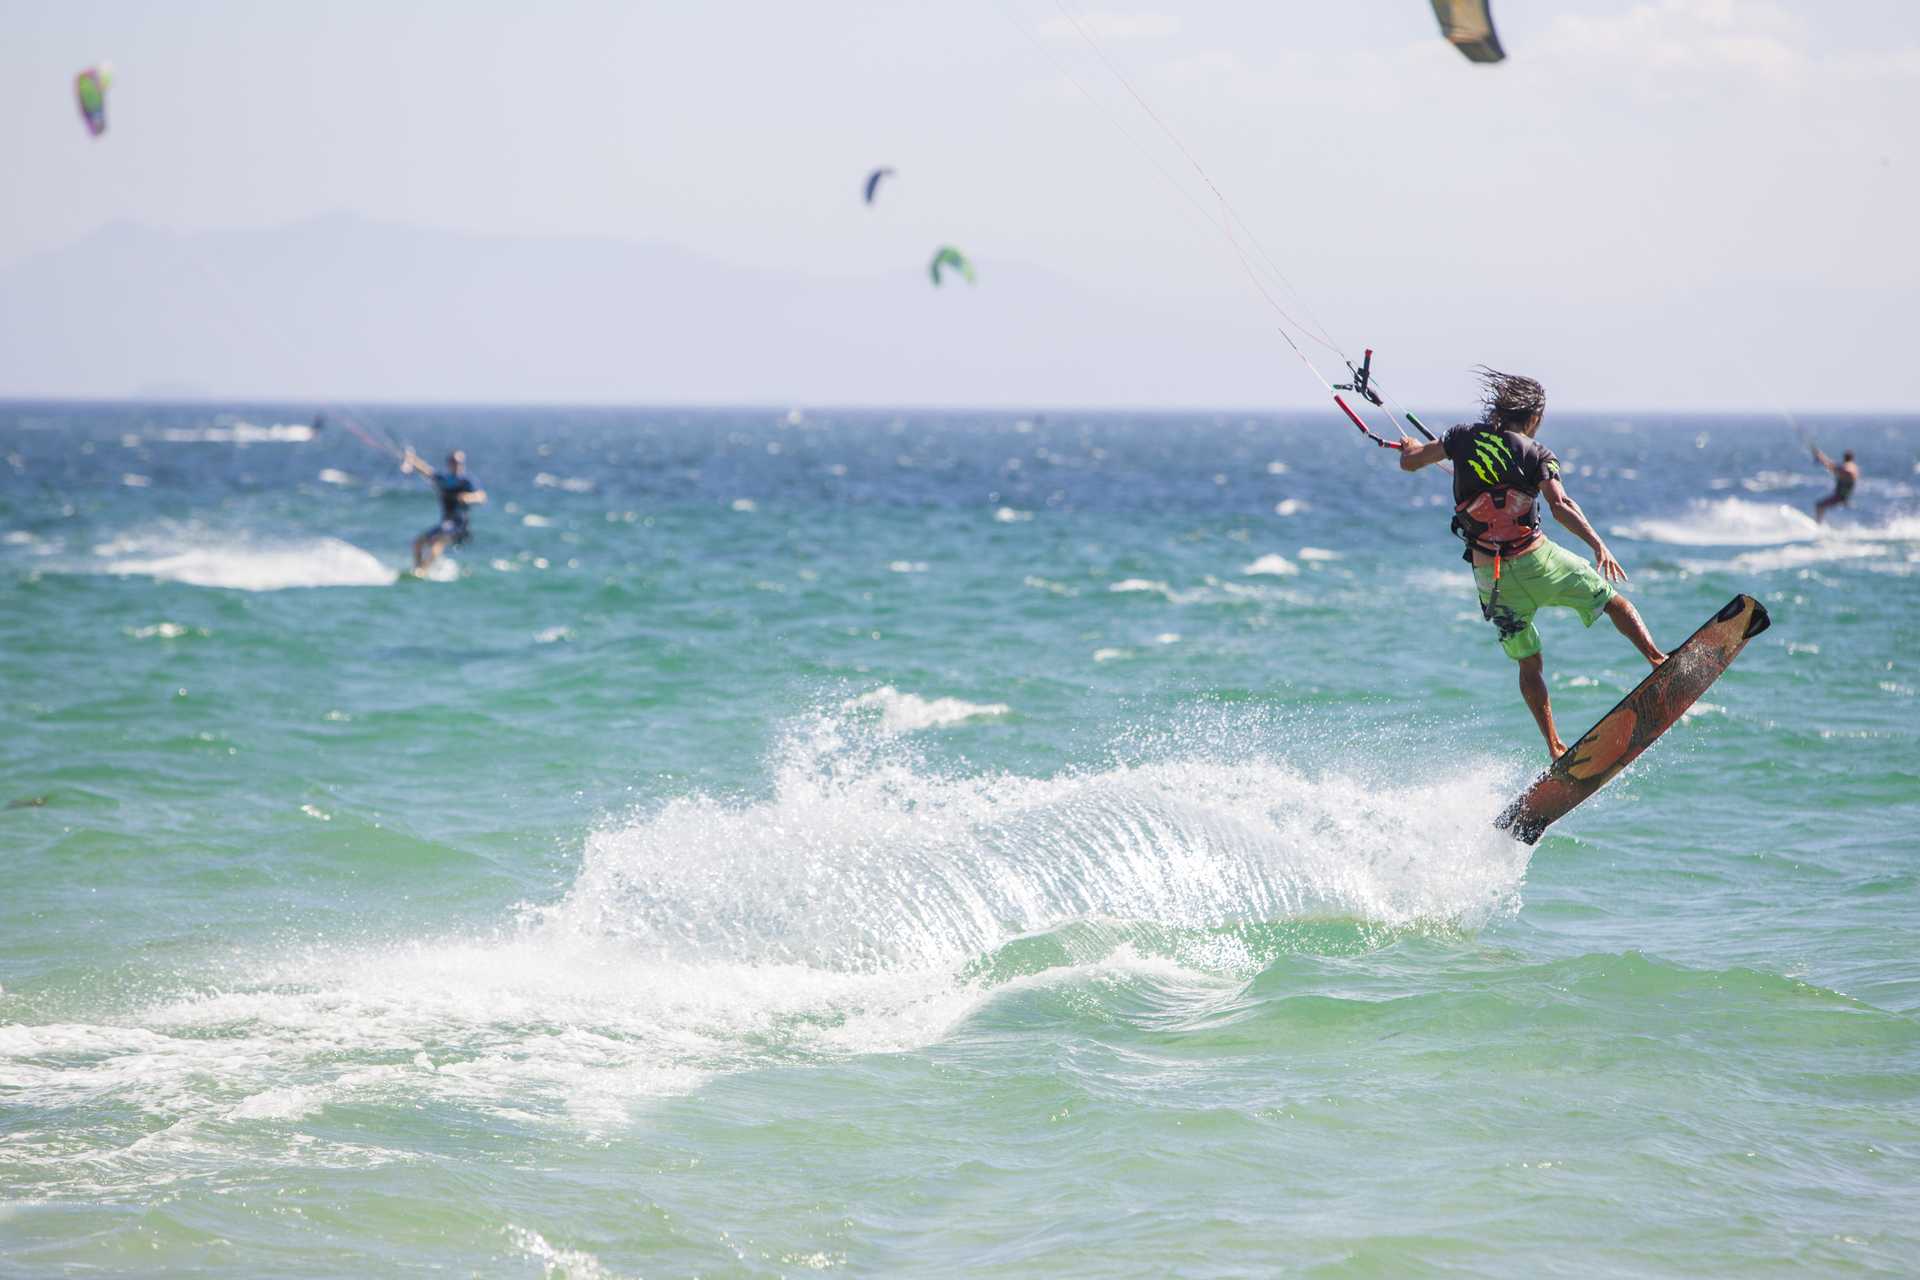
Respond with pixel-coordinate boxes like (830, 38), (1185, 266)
(1473, 539), (1616, 661)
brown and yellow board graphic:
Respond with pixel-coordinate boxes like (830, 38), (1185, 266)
(1495, 594), (1771, 844)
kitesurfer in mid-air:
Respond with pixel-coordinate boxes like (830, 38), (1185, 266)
(1811, 447), (1859, 523)
(1397, 370), (1666, 759)
(402, 447), (486, 573)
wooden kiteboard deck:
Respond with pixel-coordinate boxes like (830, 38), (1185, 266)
(1494, 594), (1772, 844)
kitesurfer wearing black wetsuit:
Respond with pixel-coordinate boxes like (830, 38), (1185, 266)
(1397, 369), (1666, 760)
(402, 447), (486, 572)
(1812, 448), (1859, 523)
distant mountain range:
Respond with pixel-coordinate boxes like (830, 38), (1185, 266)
(0, 214), (1286, 407)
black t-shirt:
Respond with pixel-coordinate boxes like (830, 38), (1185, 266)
(1442, 425), (1558, 504)
(1442, 425), (1560, 556)
(433, 471), (478, 523)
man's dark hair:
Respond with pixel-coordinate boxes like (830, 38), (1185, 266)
(1844, 450), (1855, 462)
(1475, 367), (1546, 429)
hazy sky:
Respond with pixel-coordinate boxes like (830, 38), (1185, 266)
(4, 0), (1917, 409)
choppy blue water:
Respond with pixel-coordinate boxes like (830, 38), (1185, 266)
(3, 403), (1917, 1277)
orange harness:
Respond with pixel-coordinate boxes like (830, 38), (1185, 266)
(1454, 486), (1543, 620)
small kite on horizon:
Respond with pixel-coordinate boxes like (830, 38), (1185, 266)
(928, 246), (975, 287)
(75, 65), (111, 137)
(864, 167), (895, 205)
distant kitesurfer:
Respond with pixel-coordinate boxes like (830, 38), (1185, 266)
(1397, 369), (1666, 760)
(402, 447), (486, 573)
(1811, 447), (1858, 523)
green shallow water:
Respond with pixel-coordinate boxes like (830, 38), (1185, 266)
(2, 404), (1917, 1276)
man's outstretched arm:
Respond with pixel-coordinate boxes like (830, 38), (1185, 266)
(1398, 439), (1446, 472)
(1542, 475), (1626, 583)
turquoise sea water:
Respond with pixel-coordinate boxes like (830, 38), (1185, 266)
(3, 403), (1917, 1277)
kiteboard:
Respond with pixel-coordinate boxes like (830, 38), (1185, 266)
(1494, 594), (1771, 844)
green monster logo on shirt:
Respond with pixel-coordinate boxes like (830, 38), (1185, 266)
(1468, 431), (1515, 486)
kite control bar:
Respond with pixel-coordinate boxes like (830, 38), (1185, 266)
(1330, 348), (1438, 449)
(1337, 349), (1385, 407)
(1331, 348), (1400, 448)
(1336, 351), (1443, 450)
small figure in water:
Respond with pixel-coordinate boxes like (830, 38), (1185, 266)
(1811, 447), (1858, 523)
(1397, 369), (1666, 760)
(402, 447), (486, 573)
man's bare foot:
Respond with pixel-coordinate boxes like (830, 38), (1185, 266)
(1648, 648), (1667, 668)
(1547, 737), (1569, 760)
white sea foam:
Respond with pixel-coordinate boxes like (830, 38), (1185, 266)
(1679, 543), (1889, 575)
(100, 536), (398, 591)
(1109, 578), (1170, 595)
(229, 1085), (324, 1121)
(1242, 554), (1298, 577)
(549, 717), (1527, 976)
(1618, 497), (1821, 546)
(157, 422), (314, 444)
(317, 468), (354, 486)
(1297, 547), (1341, 562)
(507, 1226), (627, 1280)
(1404, 567), (1473, 594)
(842, 686), (1010, 735)
(994, 506), (1033, 523)
(1740, 469), (1816, 494)
(126, 622), (202, 640)
(0, 712), (1528, 1171)
(1619, 497), (1920, 573)
(1273, 498), (1308, 517)
(534, 472), (596, 493)
(0, 950), (967, 1148)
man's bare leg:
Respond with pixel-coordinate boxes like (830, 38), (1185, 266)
(1604, 595), (1665, 667)
(412, 532), (448, 573)
(1517, 654), (1567, 760)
